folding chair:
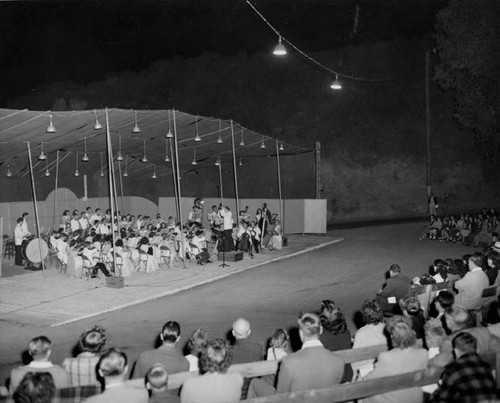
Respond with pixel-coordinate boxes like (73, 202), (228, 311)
(81, 255), (97, 280)
(138, 250), (149, 272)
(114, 253), (123, 276)
(159, 246), (171, 268)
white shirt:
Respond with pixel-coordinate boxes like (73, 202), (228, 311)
(220, 209), (233, 230)
(14, 223), (31, 246)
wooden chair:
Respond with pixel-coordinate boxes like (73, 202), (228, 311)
(472, 285), (498, 325)
(81, 255), (96, 280)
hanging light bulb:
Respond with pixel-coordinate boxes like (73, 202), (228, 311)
(166, 110), (174, 138)
(152, 166), (157, 179)
(273, 36), (287, 56)
(214, 156), (221, 166)
(123, 170), (129, 177)
(191, 149), (198, 165)
(165, 138), (170, 162)
(239, 128), (245, 146)
(81, 138), (89, 162)
(46, 114), (56, 133)
(330, 73), (342, 90)
(6, 165), (13, 177)
(132, 110), (141, 133)
(74, 151), (80, 176)
(238, 157), (243, 167)
(279, 143), (285, 151)
(44, 158), (51, 177)
(116, 135), (124, 161)
(260, 136), (266, 149)
(38, 142), (47, 161)
(141, 140), (148, 163)
(217, 120), (223, 143)
(194, 116), (201, 142)
(93, 110), (102, 130)
(123, 155), (129, 177)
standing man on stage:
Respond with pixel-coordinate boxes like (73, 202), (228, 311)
(14, 217), (31, 266)
(219, 206), (234, 252)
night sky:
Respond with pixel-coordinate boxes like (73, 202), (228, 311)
(0, 0), (444, 105)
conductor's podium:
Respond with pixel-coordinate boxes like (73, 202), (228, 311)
(217, 251), (243, 262)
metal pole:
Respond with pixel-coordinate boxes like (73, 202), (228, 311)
(52, 150), (60, 230)
(276, 139), (284, 234)
(425, 50), (432, 197)
(26, 141), (46, 278)
(118, 160), (125, 213)
(218, 160), (224, 205)
(169, 138), (180, 221)
(315, 141), (321, 199)
(230, 120), (240, 217)
(105, 108), (117, 276)
(173, 110), (186, 267)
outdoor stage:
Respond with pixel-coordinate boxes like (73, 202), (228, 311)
(0, 234), (342, 327)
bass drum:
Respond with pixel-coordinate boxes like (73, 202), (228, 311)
(22, 238), (49, 264)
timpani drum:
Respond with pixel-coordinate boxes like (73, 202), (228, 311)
(21, 237), (49, 264)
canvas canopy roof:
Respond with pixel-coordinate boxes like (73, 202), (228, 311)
(0, 108), (313, 178)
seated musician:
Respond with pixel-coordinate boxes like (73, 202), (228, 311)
(236, 221), (254, 257)
(250, 220), (261, 253)
(14, 217), (31, 266)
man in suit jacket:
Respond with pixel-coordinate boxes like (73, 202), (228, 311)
(363, 316), (429, 403)
(132, 321), (189, 379)
(454, 253), (489, 310)
(247, 313), (344, 398)
(83, 348), (148, 403)
(376, 264), (410, 315)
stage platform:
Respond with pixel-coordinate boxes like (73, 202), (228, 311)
(0, 234), (342, 327)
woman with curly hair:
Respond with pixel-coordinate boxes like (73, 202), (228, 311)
(62, 325), (106, 386)
(185, 328), (208, 372)
(351, 300), (387, 380)
(181, 338), (243, 403)
(319, 300), (353, 382)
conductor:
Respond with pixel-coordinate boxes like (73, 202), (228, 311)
(219, 206), (234, 252)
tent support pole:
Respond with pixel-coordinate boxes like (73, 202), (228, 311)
(26, 141), (46, 278)
(218, 161), (224, 205)
(172, 110), (186, 268)
(230, 120), (240, 217)
(315, 141), (321, 199)
(118, 160), (125, 213)
(52, 149), (60, 230)
(169, 138), (180, 221)
(105, 108), (117, 275)
(276, 139), (284, 235)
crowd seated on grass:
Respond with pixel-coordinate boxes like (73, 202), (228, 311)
(36, 201), (284, 278)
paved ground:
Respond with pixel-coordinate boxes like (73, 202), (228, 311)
(0, 222), (474, 385)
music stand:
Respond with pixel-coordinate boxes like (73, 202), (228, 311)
(219, 231), (229, 268)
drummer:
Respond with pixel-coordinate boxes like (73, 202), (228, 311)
(14, 217), (31, 266)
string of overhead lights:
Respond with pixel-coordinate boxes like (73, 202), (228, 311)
(245, 0), (403, 89)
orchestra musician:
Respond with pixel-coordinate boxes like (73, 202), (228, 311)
(14, 217), (31, 266)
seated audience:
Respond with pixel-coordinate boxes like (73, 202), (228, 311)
(485, 250), (500, 286)
(132, 321), (189, 379)
(400, 296), (426, 341)
(422, 321), (448, 395)
(429, 332), (498, 403)
(376, 264), (410, 316)
(247, 312), (344, 398)
(427, 290), (455, 329)
(185, 329), (208, 372)
(62, 325), (106, 386)
(351, 300), (387, 379)
(10, 336), (71, 393)
(430, 305), (500, 367)
(363, 316), (428, 403)
(266, 328), (289, 361)
(13, 372), (55, 403)
(146, 364), (180, 403)
(454, 252), (489, 310)
(230, 318), (263, 364)
(83, 348), (147, 403)
(180, 338), (243, 403)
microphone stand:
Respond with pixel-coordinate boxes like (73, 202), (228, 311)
(219, 230), (229, 268)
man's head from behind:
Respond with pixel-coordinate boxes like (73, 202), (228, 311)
(389, 263), (401, 276)
(97, 348), (128, 379)
(468, 253), (483, 270)
(13, 372), (55, 403)
(146, 364), (169, 393)
(232, 318), (251, 340)
(452, 332), (477, 359)
(160, 321), (181, 345)
(445, 306), (473, 333)
(28, 336), (51, 361)
(298, 312), (322, 341)
(386, 315), (416, 349)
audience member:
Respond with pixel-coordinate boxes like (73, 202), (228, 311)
(400, 296), (426, 341)
(363, 316), (429, 403)
(454, 253), (489, 310)
(10, 336), (71, 393)
(429, 332), (498, 403)
(180, 338), (243, 403)
(485, 250), (500, 286)
(132, 321), (189, 379)
(247, 312), (344, 398)
(266, 328), (289, 361)
(13, 372), (55, 403)
(230, 318), (263, 364)
(83, 348), (148, 403)
(351, 300), (387, 379)
(62, 325), (106, 386)
(376, 264), (410, 315)
(145, 364), (180, 403)
(185, 329), (208, 372)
